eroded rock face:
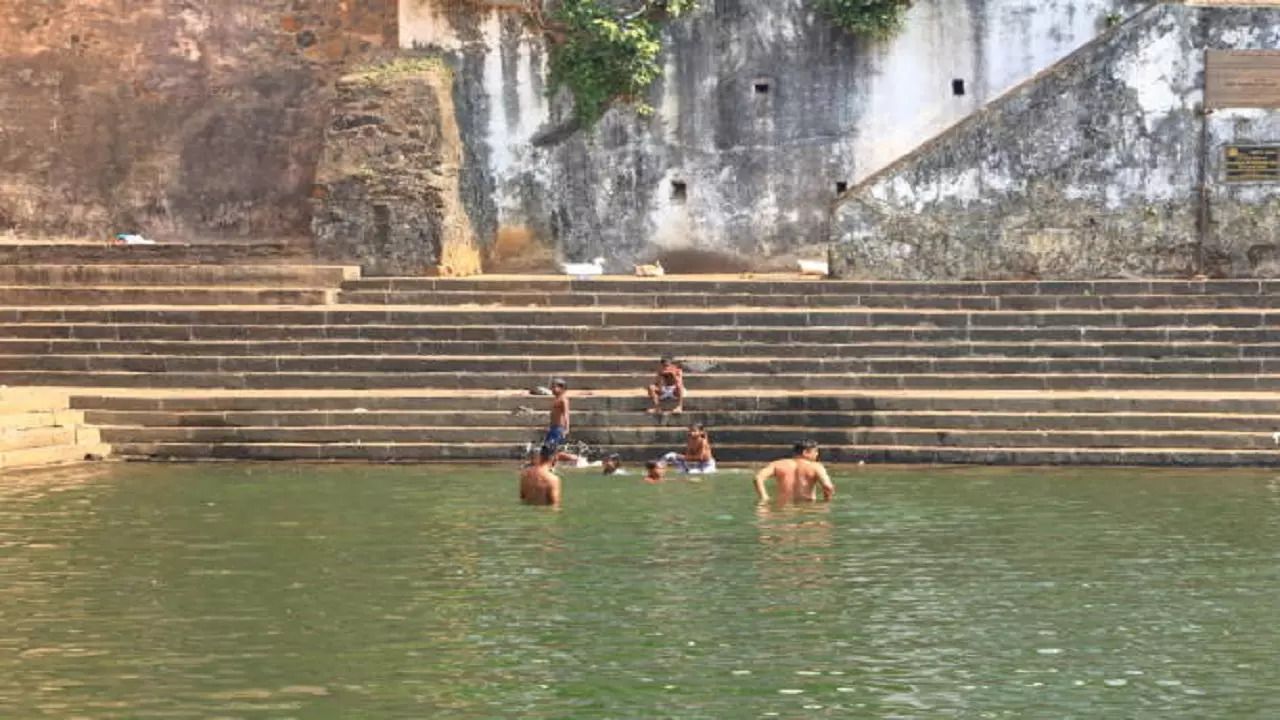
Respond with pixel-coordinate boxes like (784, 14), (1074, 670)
(311, 59), (481, 276)
(0, 0), (395, 240)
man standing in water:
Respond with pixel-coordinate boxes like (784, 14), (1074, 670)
(544, 379), (570, 449)
(754, 440), (835, 503)
(520, 444), (563, 506)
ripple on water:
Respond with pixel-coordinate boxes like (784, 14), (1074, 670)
(2, 464), (1280, 718)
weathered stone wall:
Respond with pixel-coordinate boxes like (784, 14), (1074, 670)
(829, 6), (1280, 280)
(401, 0), (1136, 270)
(0, 0), (396, 241)
(1206, 108), (1280, 275)
(311, 58), (481, 276)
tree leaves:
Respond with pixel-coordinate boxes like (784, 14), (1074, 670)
(816, 0), (913, 40)
(545, 0), (670, 126)
(540, 0), (913, 130)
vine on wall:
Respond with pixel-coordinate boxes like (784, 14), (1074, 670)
(529, 0), (912, 128)
(816, 0), (914, 40)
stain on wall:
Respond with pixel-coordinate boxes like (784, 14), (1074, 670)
(0, 0), (396, 241)
(828, 5), (1280, 280)
(311, 58), (481, 276)
(401, 0), (1133, 270)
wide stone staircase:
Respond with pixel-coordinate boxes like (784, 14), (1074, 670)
(0, 388), (110, 471)
(3, 251), (1280, 466)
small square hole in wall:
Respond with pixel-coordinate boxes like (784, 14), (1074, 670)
(835, 181), (848, 194)
(754, 81), (771, 94)
(671, 180), (688, 203)
(952, 78), (966, 96)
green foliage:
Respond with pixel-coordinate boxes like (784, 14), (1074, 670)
(544, 0), (695, 127)
(816, 0), (913, 40)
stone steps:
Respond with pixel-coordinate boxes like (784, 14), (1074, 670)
(4, 323), (1278, 344)
(104, 441), (1280, 466)
(342, 276), (1280, 296)
(8, 370), (1280, 391)
(0, 307), (1274, 330)
(1, 443), (114, 470)
(80, 408), (1280, 432)
(0, 264), (359, 287)
(0, 425), (95, 452)
(0, 408), (85, 430)
(2, 338), (1272, 359)
(0, 389), (110, 471)
(338, 289), (1280, 310)
(4, 270), (1280, 467)
(0, 241), (304, 266)
(31, 370), (1280, 392)
(4, 353), (1280, 375)
(0, 287), (335, 306)
(73, 389), (1280, 466)
(67, 392), (1280, 414)
(93, 424), (1280, 450)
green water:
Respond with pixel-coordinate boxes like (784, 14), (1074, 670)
(2, 463), (1280, 718)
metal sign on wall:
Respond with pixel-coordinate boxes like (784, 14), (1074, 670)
(1205, 50), (1280, 109)
(1224, 145), (1280, 182)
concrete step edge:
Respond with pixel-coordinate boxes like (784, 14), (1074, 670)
(0, 442), (111, 470)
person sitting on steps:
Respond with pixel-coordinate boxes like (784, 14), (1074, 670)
(661, 423), (717, 474)
(647, 355), (685, 415)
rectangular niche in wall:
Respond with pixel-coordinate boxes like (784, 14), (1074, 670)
(671, 180), (688, 203)
(952, 79), (966, 96)
(754, 81), (771, 94)
(835, 181), (848, 194)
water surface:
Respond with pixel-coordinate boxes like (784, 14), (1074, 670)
(2, 462), (1279, 718)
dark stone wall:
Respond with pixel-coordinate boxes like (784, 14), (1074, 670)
(0, 0), (396, 241)
(311, 59), (481, 276)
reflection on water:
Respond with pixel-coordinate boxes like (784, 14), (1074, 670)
(2, 463), (1280, 717)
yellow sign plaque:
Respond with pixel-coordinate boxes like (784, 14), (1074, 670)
(1224, 145), (1280, 182)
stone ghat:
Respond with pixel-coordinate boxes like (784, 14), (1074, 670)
(4, 267), (1280, 466)
(0, 389), (110, 471)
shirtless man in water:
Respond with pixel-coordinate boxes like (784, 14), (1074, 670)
(754, 440), (835, 503)
(544, 379), (570, 448)
(520, 444), (562, 507)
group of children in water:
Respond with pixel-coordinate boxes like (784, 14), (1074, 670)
(519, 356), (835, 507)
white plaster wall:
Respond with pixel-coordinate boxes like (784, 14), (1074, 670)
(400, 0), (1131, 261)
(852, 0), (1125, 177)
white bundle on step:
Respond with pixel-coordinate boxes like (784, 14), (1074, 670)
(798, 259), (829, 276)
(560, 257), (605, 277)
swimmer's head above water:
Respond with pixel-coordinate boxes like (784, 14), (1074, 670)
(602, 453), (623, 475)
(644, 459), (666, 482)
(793, 439), (820, 461)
